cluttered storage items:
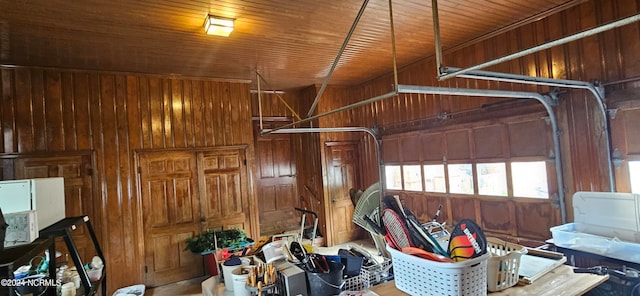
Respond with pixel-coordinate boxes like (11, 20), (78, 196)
(197, 208), (392, 296)
(198, 186), (617, 296)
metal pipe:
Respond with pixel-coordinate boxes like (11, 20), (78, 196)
(388, 0), (399, 89)
(262, 89), (398, 135)
(432, 0), (443, 73)
(267, 127), (386, 197)
(306, 0), (371, 118)
(257, 71), (264, 131)
(256, 72), (302, 121)
(438, 13), (640, 81)
(398, 84), (567, 223)
(441, 67), (615, 191)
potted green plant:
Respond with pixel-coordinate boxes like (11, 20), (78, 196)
(185, 229), (218, 255)
(185, 229), (253, 254)
(185, 229), (254, 276)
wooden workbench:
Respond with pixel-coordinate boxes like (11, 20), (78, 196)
(369, 264), (609, 296)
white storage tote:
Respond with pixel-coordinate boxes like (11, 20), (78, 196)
(387, 245), (490, 296)
(486, 237), (527, 292)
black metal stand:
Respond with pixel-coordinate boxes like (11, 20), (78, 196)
(40, 216), (106, 296)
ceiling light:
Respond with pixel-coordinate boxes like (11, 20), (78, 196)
(204, 14), (234, 37)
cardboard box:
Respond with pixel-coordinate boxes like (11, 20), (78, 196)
(4, 210), (38, 247)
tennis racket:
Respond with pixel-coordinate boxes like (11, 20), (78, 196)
(382, 208), (413, 249)
(448, 218), (487, 262)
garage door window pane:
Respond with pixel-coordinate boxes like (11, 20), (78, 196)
(403, 165), (422, 191)
(512, 161), (549, 198)
(630, 161), (640, 194)
(477, 163), (507, 196)
(424, 164), (446, 193)
(448, 164), (474, 194)
(385, 165), (402, 190)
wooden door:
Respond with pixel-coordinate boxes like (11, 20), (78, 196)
(139, 151), (203, 287)
(254, 122), (299, 236)
(198, 148), (252, 233)
(13, 154), (96, 263)
(326, 142), (361, 245)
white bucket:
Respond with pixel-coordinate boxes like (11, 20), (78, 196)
(223, 257), (251, 291)
(231, 266), (253, 296)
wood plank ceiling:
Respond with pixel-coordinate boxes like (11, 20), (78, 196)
(0, 0), (584, 90)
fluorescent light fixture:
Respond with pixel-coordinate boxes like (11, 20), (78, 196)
(204, 14), (234, 37)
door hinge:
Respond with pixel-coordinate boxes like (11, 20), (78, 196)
(144, 266), (148, 273)
(138, 167), (142, 174)
(243, 159), (247, 166)
(87, 168), (93, 176)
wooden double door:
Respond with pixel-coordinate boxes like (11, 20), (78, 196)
(138, 147), (252, 287)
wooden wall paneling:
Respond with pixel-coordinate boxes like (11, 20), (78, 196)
(126, 75), (146, 281)
(183, 80), (192, 146)
(514, 200), (559, 241)
(400, 135), (421, 162)
(623, 108), (640, 154)
(517, 24), (540, 93)
(202, 81), (214, 146)
(238, 83), (254, 146)
(496, 31), (516, 92)
(449, 196), (478, 225)
(421, 132), (444, 162)
(579, 1), (602, 82)
(400, 70), (415, 121)
(598, 0), (621, 81)
(162, 79), (174, 148)
(2, 67), (257, 291)
(61, 73), (77, 150)
(471, 42), (491, 91)
(191, 81), (204, 147)
(100, 74), (128, 290)
(381, 137), (400, 163)
(148, 78), (164, 148)
(15, 69), (34, 152)
(31, 70), (46, 151)
(360, 134), (379, 187)
(479, 199), (516, 236)
(401, 193), (449, 225)
(508, 119), (548, 157)
(408, 63), (423, 121)
(221, 82), (232, 145)
(120, 75), (140, 283)
(536, 21), (553, 94)
(473, 124), (507, 159)
(444, 130), (471, 160)
(171, 79), (185, 148)
(619, 0), (640, 78)
(44, 71), (64, 151)
(609, 107), (633, 192)
(570, 94), (602, 205)
(1, 69), (14, 153)
(547, 12), (567, 80)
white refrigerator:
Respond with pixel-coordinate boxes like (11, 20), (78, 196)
(0, 177), (66, 230)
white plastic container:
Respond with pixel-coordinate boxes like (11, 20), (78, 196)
(387, 245), (490, 296)
(222, 257), (250, 291)
(486, 237), (527, 292)
(550, 191), (640, 264)
(231, 266), (253, 296)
